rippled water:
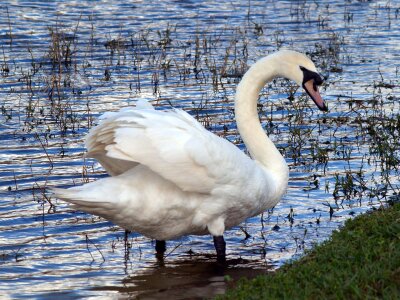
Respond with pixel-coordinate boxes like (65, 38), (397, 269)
(1, 1), (399, 299)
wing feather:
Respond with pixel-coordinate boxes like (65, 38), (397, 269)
(86, 103), (255, 194)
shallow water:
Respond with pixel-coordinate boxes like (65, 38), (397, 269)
(0, 0), (399, 299)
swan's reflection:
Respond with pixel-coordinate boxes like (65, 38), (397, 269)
(94, 255), (268, 299)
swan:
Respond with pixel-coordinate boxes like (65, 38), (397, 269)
(53, 50), (327, 262)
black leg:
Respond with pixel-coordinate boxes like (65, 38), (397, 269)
(155, 240), (166, 254)
(213, 235), (226, 263)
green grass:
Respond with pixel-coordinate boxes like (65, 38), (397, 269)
(218, 203), (400, 300)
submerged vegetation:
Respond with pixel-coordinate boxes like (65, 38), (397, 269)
(218, 202), (400, 300)
(0, 0), (399, 298)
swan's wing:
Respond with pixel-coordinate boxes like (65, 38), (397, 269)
(86, 105), (253, 194)
(85, 99), (154, 176)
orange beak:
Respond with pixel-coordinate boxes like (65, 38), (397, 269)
(303, 79), (327, 111)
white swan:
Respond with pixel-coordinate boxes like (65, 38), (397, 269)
(53, 50), (326, 261)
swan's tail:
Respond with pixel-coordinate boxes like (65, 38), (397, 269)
(50, 182), (117, 217)
(51, 186), (102, 206)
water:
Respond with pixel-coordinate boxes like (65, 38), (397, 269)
(1, 0), (399, 299)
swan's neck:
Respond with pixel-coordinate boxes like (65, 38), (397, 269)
(235, 56), (289, 190)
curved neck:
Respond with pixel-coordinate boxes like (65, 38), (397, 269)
(235, 56), (289, 188)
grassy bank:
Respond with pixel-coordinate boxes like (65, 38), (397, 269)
(218, 203), (400, 300)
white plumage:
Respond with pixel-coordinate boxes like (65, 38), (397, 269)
(53, 50), (326, 259)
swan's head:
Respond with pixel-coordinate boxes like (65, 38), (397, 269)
(273, 50), (327, 111)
